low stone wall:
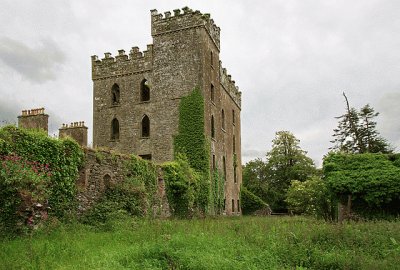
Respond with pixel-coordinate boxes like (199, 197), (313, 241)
(76, 148), (170, 217)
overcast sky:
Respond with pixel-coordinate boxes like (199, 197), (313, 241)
(0, 0), (399, 166)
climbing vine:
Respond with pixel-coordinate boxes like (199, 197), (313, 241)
(0, 126), (84, 234)
(172, 87), (211, 214)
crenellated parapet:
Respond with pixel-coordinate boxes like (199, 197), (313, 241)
(219, 62), (242, 109)
(151, 7), (220, 50)
(60, 121), (87, 129)
(91, 44), (153, 80)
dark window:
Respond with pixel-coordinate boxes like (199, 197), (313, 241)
(223, 156), (226, 180)
(221, 109), (225, 130)
(237, 199), (240, 212)
(140, 79), (150, 102)
(103, 174), (111, 189)
(224, 198), (226, 210)
(212, 154), (216, 171)
(111, 118), (119, 140)
(141, 115), (150, 137)
(211, 84), (215, 102)
(233, 134), (236, 153)
(211, 51), (213, 67)
(112, 84), (120, 105)
(139, 154), (152, 160)
(232, 199), (235, 212)
(211, 115), (215, 139)
(234, 165), (237, 183)
(232, 109), (235, 125)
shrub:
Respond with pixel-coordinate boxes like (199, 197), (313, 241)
(240, 186), (271, 215)
(162, 154), (200, 218)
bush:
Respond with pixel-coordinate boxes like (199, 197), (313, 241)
(0, 126), (83, 235)
(162, 154), (200, 218)
(286, 177), (334, 220)
(240, 186), (271, 215)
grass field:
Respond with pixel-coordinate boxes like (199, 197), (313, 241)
(1, 216), (399, 269)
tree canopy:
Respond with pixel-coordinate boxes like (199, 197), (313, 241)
(331, 93), (392, 154)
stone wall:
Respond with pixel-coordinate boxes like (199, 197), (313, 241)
(76, 148), (170, 217)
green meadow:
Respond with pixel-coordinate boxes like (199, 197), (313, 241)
(1, 216), (399, 270)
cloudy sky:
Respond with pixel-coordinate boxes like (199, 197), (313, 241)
(0, 0), (399, 166)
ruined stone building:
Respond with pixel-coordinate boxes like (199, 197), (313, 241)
(17, 7), (242, 215)
(91, 7), (242, 214)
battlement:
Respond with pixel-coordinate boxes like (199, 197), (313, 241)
(91, 45), (153, 79)
(219, 62), (242, 108)
(151, 7), (220, 50)
(20, 107), (46, 116)
(60, 121), (87, 129)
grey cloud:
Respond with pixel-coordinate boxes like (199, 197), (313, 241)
(0, 99), (19, 126)
(0, 37), (66, 83)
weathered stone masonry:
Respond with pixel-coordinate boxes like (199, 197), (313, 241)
(92, 7), (243, 215)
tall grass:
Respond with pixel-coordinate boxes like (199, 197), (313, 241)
(0, 216), (399, 269)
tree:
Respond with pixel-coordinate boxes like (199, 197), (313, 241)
(323, 152), (400, 219)
(285, 176), (334, 220)
(265, 131), (317, 211)
(331, 93), (392, 154)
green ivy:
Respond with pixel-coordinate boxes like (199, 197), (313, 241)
(323, 152), (400, 218)
(210, 168), (224, 215)
(240, 186), (270, 215)
(172, 88), (211, 214)
(162, 154), (200, 218)
(0, 126), (84, 234)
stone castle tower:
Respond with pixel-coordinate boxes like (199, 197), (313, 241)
(91, 7), (242, 214)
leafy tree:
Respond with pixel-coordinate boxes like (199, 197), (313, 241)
(331, 93), (392, 154)
(285, 176), (334, 220)
(323, 152), (400, 219)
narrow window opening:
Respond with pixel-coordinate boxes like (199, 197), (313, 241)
(111, 84), (120, 105)
(234, 165), (237, 183)
(221, 109), (225, 130)
(140, 79), (150, 102)
(232, 199), (235, 213)
(139, 154), (152, 160)
(211, 51), (213, 67)
(211, 84), (215, 102)
(141, 115), (150, 137)
(103, 174), (111, 189)
(224, 198), (226, 211)
(111, 118), (119, 140)
(223, 156), (226, 181)
(211, 115), (215, 139)
(212, 154), (216, 171)
(237, 199), (240, 212)
(233, 134), (236, 153)
(232, 109), (235, 125)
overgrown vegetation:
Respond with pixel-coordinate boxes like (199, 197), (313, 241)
(323, 152), (400, 218)
(0, 126), (84, 234)
(242, 131), (317, 213)
(1, 216), (399, 269)
(240, 186), (270, 215)
(83, 155), (158, 225)
(170, 87), (216, 216)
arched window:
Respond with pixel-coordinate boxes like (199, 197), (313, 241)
(212, 154), (216, 171)
(140, 79), (150, 102)
(211, 115), (215, 139)
(141, 115), (150, 137)
(221, 109), (225, 130)
(111, 118), (119, 140)
(111, 84), (120, 105)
